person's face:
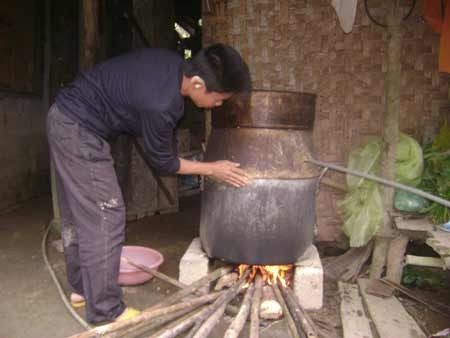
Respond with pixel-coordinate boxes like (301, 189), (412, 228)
(190, 89), (233, 109)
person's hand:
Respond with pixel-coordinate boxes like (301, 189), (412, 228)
(208, 160), (250, 188)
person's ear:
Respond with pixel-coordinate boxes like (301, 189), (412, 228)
(190, 76), (206, 90)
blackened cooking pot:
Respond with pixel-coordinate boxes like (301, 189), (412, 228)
(200, 90), (319, 265)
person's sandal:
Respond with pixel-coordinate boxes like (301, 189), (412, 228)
(70, 293), (86, 308)
(115, 307), (141, 322)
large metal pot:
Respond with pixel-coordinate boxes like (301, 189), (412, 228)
(200, 90), (319, 265)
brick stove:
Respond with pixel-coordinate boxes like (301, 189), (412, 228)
(178, 238), (323, 310)
(178, 90), (323, 314)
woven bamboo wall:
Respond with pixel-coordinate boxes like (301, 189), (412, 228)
(203, 0), (450, 245)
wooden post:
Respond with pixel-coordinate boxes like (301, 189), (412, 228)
(370, 1), (403, 280)
(44, 0), (61, 233)
(386, 235), (409, 283)
(80, 0), (99, 70)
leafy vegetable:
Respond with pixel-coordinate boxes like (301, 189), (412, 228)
(419, 123), (450, 224)
(403, 265), (449, 289)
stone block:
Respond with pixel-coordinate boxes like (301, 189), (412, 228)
(293, 245), (323, 310)
(179, 238), (211, 288)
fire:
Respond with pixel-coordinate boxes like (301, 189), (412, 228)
(238, 264), (293, 287)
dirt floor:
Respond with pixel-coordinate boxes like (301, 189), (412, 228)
(1, 193), (448, 338)
(0, 194), (316, 338)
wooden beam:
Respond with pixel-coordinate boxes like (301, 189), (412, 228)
(358, 278), (426, 338)
(405, 255), (445, 269)
(339, 282), (374, 338)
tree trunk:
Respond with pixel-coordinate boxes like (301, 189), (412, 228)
(370, 0), (402, 279)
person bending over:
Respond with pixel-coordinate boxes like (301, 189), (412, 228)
(46, 43), (251, 324)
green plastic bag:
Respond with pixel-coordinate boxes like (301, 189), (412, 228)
(394, 190), (429, 213)
(395, 133), (424, 186)
(338, 133), (424, 247)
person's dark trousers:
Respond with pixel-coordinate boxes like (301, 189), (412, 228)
(46, 103), (126, 323)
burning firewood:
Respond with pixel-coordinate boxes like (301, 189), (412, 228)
(70, 264), (310, 338)
(103, 307), (197, 338)
(281, 285), (319, 338)
(259, 285), (283, 320)
(149, 270), (250, 338)
(249, 274), (264, 338)
(272, 284), (303, 338)
(214, 272), (238, 290)
(224, 283), (255, 338)
(147, 307), (208, 338)
(191, 301), (228, 338)
(68, 266), (233, 338)
(68, 292), (222, 338)
(149, 266), (233, 311)
(190, 271), (249, 338)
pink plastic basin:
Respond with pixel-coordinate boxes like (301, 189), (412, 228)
(118, 246), (164, 286)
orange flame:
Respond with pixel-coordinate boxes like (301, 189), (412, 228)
(238, 264), (293, 287)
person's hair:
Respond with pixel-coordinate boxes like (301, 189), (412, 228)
(183, 43), (251, 94)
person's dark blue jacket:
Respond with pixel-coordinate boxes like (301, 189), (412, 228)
(56, 48), (184, 175)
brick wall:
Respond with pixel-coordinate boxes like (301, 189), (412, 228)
(203, 0), (450, 245)
(0, 95), (49, 213)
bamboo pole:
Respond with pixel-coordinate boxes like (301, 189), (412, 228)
(371, 0), (402, 280)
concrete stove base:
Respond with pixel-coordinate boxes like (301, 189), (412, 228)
(178, 237), (323, 310)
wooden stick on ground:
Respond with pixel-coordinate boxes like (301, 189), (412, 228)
(191, 271), (250, 338)
(272, 284), (301, 338)
(123, 259), (239, 317)
(249, 274), (264, 338)
(146, 307), (207, 338)
(121, 256), (185, 289)
(380, 279), (450, 315)
(149, 265), (233, 310)
(283, 286), (319, 338)
(279, 286), (307, 338)
(130, 257), (239, 316)
(68, 292), (222, 338)
(149, 271), (250, 338)
(224, 283), (255, 338)
(191, 301), (229, 338)
(108, 307), (197, 338)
